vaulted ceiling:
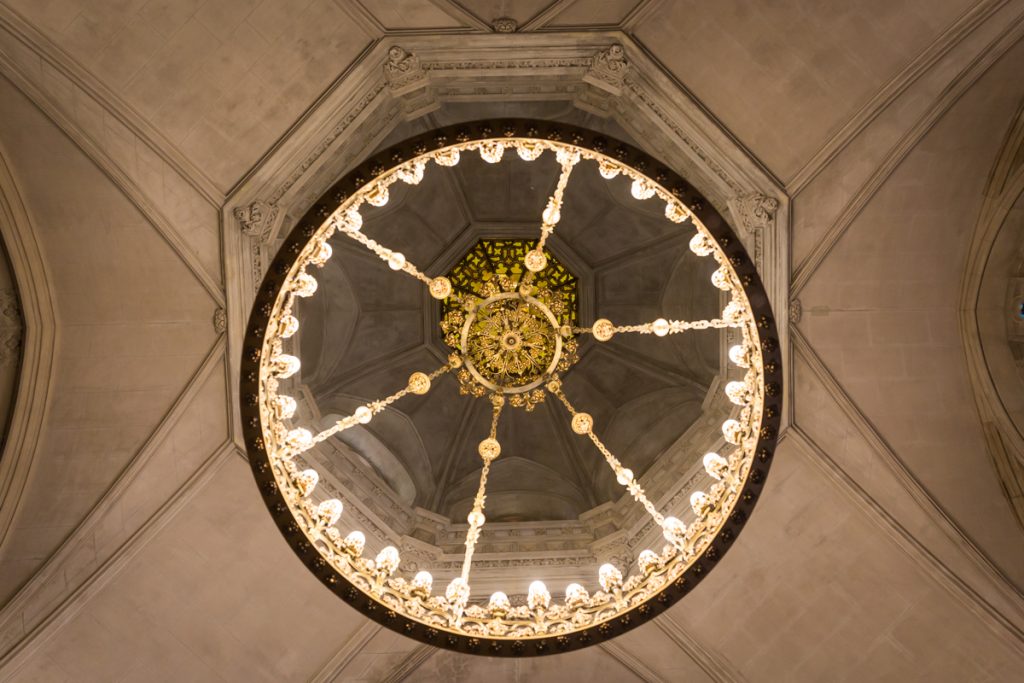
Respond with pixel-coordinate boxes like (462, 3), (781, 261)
(0, 1), (1022, 681)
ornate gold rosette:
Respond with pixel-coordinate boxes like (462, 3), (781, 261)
(240, 120), (782, 657)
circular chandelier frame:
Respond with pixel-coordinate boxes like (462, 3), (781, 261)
(240, 119), (782, 657)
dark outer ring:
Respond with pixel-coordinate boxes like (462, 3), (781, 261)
(240, 119), (784, 657)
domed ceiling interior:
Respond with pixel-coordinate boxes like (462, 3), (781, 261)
(295, 127), (722, 532)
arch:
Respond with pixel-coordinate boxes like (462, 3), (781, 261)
(0, 143), (58, 552)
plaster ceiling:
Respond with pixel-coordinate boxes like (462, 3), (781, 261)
(0, 0), (1022, 681)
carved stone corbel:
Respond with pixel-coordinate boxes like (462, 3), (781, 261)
(729, 193), (779, 235)
(584, 44), (629, 95)
(233, 199), (279, 243)
(383, 46), (437, 119)
(492, 17), (517, 33)
(576, 44), (630, 117)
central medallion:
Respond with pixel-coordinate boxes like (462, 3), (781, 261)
(440, 240), (579, 410)
(461, 291), (562, 393)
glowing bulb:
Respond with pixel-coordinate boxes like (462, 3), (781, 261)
(662, 516), (686, 544)
(342, 208), (363, 232)
(565, 583), (589, 607)
(638, 549), (660, 574)
(294, 469), (318, 497)
(285, 428), (312, 452)
(434, 149), (460, 167)
(343, 530), (365, 555)
(292, 272), (317, 297)
(665, 201), (688, 223)
(479, 142), (505, 163)
(631, 178), (655, 200)
(272, 395), (297, 419)
(728, 344), (750, 368)
(598, 159), (621, 179)
(690, 491), (710, 516)
(616, 468), (633, 486)
(542, 199), (560, 225)
(725, 380), (748, 405)
(722, 419), (742, 444)
(652, 318), (670, 336)
(446, 577), (469, 605)
(467, 510), (485, 527)
(411, 570), (433, 594)
(722, 300), (744, 324)
(278, 314), (299, 339)
(488, 591), (511, 613)
(703, 452), (729, 480)
(309, 240), (332, 266)
(366, 184), (389, 207)
(711, 266), (731, 290)
(375, 546), (400, 575)
(316, 499), (343, 526)
(354, 406), (373, 424)
(598, 563), (623, 592)
(273, 354), (300, 378)
(689, 232), (713, 256)
(397, 161), (425, 185)
(517, 142), (543, 160)
(387, 251), (406, 270)
(528, 580), (551, 610)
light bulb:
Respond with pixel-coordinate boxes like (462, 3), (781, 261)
(387, 251), (406, 270)
(354, 406), (373, 424)
(725, 380), (748, 405)
(294, 469), (319, 497)
(489, 591), (511, 613)
(598, 159), (620, 179)
(703, 452), (729, 480)
(375, 546), (400, 575)
(711, 266), (731, 290)
(273, 354), (300, 378)
(565, 583), (589, 607)
(722, 419), (742, 444)
(662, 516), (686, 543)
(616, 468), (633, 486)
(292, 272), (317, 297)
(690, 491), (710, 516)
(638, 549), (660, 574)
(689, 232), (713, 256)
(411, 571), (433, 594)
(343, 530), (365, 555)
(528, 580), (550, 610)
(728, 344), (750, 368)
(278, 314), (299, 339)
(651, 318), (671, 336)
(316, 499), (343, 526)
(285, 428), (312, 452)
(272, 395), (297, 419)
(631, 178), (655, 200)
(598, 563), (623, 592)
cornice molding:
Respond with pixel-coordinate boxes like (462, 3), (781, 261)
(0, 144), (57, 557)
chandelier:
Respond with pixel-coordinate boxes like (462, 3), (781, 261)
(240, 120), (781, 656)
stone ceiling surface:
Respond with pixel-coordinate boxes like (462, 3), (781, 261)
(0, 1), (1021, 681)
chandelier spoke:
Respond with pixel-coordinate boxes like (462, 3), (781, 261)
(331, 208), (453, 301)
(523, 149), (580, 273)
(573, 312), (744, 341)
(290, 362), (455, 455)
(546, 379), (665, 528)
